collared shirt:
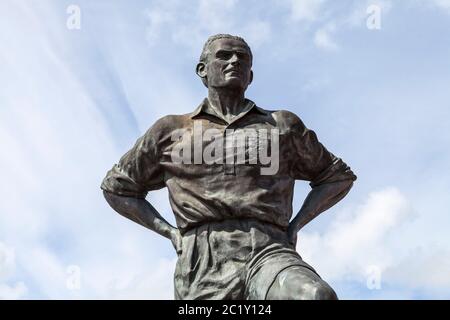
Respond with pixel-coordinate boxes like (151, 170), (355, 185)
(101, 98), (357, 233)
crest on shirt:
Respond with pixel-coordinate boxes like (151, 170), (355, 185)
(170, 120), (279, 175)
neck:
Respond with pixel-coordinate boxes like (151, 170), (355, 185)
(207, 87), (245, 118)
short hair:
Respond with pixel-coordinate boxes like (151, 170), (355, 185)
(199, 34), (252, 64)
(198, 34), (253, 87)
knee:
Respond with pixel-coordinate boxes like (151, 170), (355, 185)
(310, 282), (338, 300)
(292, 280), (337, 300)
(266, 267), (338, 300)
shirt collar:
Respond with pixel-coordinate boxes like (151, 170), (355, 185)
(190, 98), (266, 124)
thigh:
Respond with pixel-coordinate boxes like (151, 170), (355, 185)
(175, 222), (249, 300)
(266, 265), (338, 300)
(245, 247), (318, 300)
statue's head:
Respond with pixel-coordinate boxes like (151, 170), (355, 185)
(196, 34), (253, 92)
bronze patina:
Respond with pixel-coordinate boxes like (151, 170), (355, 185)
(101, 34), (356, 300)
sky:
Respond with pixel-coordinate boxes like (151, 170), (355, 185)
(0, 0), (449, 299)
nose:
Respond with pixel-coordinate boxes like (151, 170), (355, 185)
(229, 53), (239, 65)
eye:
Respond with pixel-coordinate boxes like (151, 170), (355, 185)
(216, 51), (232, 60)
(237, 52), (249, 61)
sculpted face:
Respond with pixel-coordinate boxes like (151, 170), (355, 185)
(197, 38), (253, 91)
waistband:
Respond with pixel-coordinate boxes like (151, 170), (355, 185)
(181, 217), (288, 236)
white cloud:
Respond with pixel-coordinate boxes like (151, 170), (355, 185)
(314, 23), (338, 50)
(290, 0), (326, 22)
(242, 20), (272, 49)
(385, 248), (450, 291)
(144, 0), (271, 51)
(299, 187), (411, 279)
(0, 242), (16, 280)
(103, 258), (177, 299)
(0, 1), (179, 299)
(1, 0), (450, 300)
(298, 187), (450, 297)
(145, 4), (175, 45)
(311, 0), (395, 51)
(346, 0), (393, 28)
(0, 242), (28, 299)
(0, 282), (28, 300)
(432, 0), (450, 11)
(419, 0), (450, 14)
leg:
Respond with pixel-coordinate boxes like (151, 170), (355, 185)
(266, 265), (338, 300)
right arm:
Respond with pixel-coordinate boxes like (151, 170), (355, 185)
(103, 191), (182, 253)
(101, 116), (182, 254)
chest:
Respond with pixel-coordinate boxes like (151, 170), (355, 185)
(161, 120), (292, 177)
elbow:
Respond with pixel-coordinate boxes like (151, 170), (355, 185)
(341, 167), (357, 191)
(340, 178), (354, 194)
(103, 190), (115, 205)
(337, 179), (354, 201)
(103, 190), (126, 214)
(346, 178), (355, 189)
(102, 190), (143, 220)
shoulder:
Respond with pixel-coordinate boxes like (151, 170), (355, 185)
(135, 114), (191, 149)
(258, 107), (307, 133)
(145, 113), (190, 138)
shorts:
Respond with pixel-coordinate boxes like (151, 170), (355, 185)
(174, 218), (319, 300)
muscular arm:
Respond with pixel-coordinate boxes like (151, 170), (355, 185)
(287, 179), (354, 247)
(103, 191), (182, 253)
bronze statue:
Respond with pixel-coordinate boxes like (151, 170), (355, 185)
(101, 34), (356, 300)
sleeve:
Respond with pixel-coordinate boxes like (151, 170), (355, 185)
(290, 117), (357, 188)
(100, 126), (165, 198)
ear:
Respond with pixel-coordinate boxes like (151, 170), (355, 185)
(196, 62), (207, 78)
(248, 70), (253, 86)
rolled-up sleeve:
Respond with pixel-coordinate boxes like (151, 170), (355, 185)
(290, 118), (356, 187)
(101, 126), (165, 198)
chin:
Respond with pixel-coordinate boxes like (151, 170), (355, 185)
(222, 78), (246, 89)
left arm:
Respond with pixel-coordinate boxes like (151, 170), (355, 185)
(287, 179), (354, 248)
(287, 112), (357, 248)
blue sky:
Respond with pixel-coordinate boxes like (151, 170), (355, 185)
(1, 0), (450, 299)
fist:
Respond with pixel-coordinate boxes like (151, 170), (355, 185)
(170, 228), (183, 255)
(287, 226), (298, 250)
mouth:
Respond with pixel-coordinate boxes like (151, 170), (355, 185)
(224, 68), (240, 75)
